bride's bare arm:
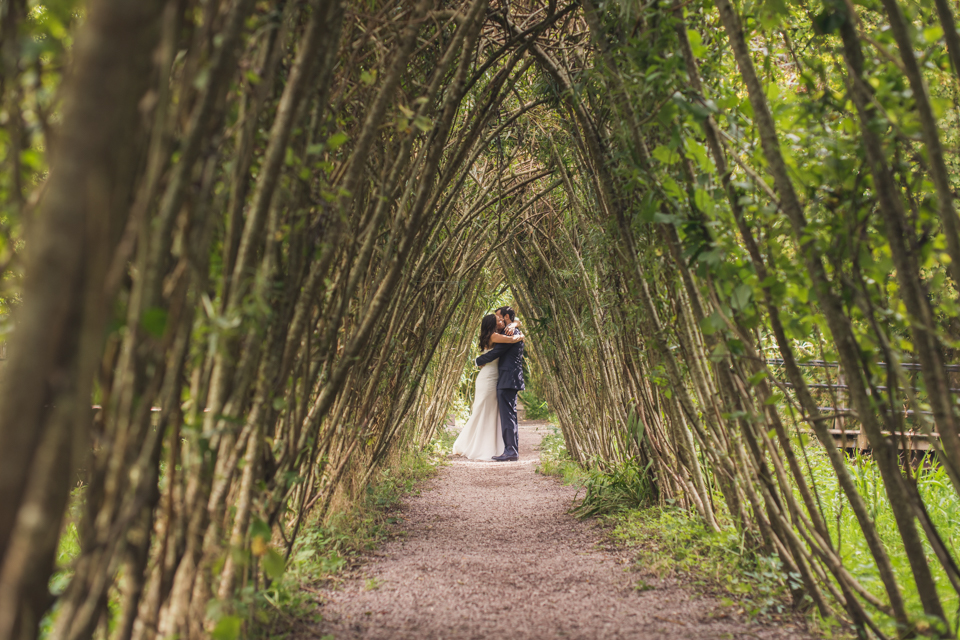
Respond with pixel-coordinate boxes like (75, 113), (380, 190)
(490, 332), (523, 343)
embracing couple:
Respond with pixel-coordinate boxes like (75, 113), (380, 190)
(452, 306), (526, 462)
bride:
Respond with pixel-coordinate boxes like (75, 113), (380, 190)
(452, 313), (524, 460)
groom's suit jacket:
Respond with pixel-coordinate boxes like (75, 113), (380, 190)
(475, 339), (525, 391)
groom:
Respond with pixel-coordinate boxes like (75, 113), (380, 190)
(475, 306), (524, 462)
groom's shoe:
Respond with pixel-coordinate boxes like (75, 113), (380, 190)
(493, 452), (519, 462)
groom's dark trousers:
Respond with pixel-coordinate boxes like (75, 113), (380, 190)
(496, 388), (519, 458)
(475, 338), (525, 458)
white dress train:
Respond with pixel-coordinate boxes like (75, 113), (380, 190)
(452, 348), (504, 460)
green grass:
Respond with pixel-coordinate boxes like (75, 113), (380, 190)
(571, 459), (657, 519)
(611, 507), (801, 619)
(536, 427), (586, 484)
(537, 428), (656, 517)
(795, 444), (960, 637)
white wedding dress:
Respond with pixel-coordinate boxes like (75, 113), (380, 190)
(452, 348), (504, 460)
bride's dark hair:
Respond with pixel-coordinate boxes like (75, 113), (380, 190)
(478, 314), (498, 351)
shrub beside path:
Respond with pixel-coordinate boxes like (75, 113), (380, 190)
(306, 422), (815, 640)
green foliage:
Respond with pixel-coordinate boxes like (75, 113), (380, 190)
(140, 307), (168, 338)
(612, 507), (801, 619)
(608, 445), (960, 634)
(537, 431), (658, 518)
(212, 615), (243, 640)
(536, 428), (585, 484)
(571, 459), (657, 519)
(799, 446), (960, 635)
(0, 2), (81, 316)
(447, 392), (472, 425)
(40, 487), (85, 639)
(504, 0), (960, 630)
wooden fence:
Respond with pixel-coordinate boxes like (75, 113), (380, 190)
(764, 358), (960, 453)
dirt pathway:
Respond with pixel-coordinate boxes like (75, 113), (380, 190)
(307, 422), (813, 640)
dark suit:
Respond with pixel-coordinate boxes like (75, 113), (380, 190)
(475, 339), (524, 457)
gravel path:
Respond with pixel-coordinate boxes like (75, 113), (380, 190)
(306, 422), (814, 640)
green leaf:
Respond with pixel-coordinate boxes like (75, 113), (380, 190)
(212, 616), (242, 640)
(686, 29), (707, 57)
(326, 132), (349, 151)
(652, 144), (678, 165)
(727, 339), (745, 355)
(653, 211), (678, 224)
(685, 139), (712, 173)
(360, 69), (377, 85)
(764, 392), (784, 406)
(700, 311), (723, 335)
(709, 342), (730, 362)
(931, 96), (951, 119)
(263, 547), (286, 580)
(141, 307), (168, 338)
(661, 176), (685, 200)
(923, 25), (944, 43)
(731, 283), (752, 310)
(764, 82), (780, 103)
(20, 149), (45, 171)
